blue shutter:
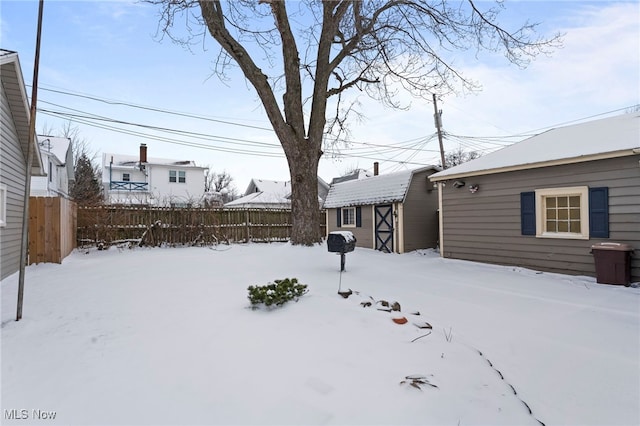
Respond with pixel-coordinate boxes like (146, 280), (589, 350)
(336, 208), (342, 227)
(356, 207), (362, 227)
(520, 192), (536, 235)
(589, 187), (609, 238)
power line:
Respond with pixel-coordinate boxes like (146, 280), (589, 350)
(34, 83), (637, 168)
(34, 85), (276, 132)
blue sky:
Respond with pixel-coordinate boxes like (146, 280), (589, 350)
(1, 1), (638, 192)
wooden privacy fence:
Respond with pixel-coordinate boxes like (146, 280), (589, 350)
(77, 206), (326, 247)
(29, 197), (77, 264)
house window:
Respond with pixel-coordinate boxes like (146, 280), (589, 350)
(532, 187), (590, 239)
(48, 161), (53, 182)
(169, 170), (186, 183)
(122, 173), (130, 182)
(0, 184), (6, 227)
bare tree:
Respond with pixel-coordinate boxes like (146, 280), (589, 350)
(204, 169), (238, 203)
(149, 0), (561, 245)
(441, 145), (481, 168)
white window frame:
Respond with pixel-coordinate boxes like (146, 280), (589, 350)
(0, 184), (7, 228)
(535, 186), (589, 240)
(341, 207), (356, 228)
(169, 170), (186, 184)
(122, 173), (131, 182)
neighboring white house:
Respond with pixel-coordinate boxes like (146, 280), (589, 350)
(224, 177), (330, 209)
(102, 144), (207, 207)
(30, 135), (74, 198)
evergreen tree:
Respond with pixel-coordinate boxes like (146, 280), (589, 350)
(70, 154), (103, 205)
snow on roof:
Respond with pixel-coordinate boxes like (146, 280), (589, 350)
(38, 136), (70, 164)
(224, 191), (291, 209)
(431, 112), (640, 180)
(246, 179), (291, 197)
(104, 153), (205, 168)
(330, 169), (373, 185)
(323, 166), (437, 208)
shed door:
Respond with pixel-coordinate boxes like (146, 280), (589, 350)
(375, 204), (394, 253)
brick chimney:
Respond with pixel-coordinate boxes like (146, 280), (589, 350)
(139, 143), (147, 163)
(373, 161), (379, 176)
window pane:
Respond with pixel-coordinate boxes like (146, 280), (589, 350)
(546, 221), (557, 232)
(569, 196), (580, 207)
(546, 197), (556, 208)
(558, 221), (569, 232)
(546, 208), (557, 219)
(557, 197), (568, 207)
(570, 208), (580, 219)
(558, 209), (568, 220)
(570, 221), (581, 233)
(342, 208), (355, 225)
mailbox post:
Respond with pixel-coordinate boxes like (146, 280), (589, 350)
(327, 231), (356, 272)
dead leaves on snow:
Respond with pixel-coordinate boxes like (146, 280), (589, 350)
(400, 375), (438, 391)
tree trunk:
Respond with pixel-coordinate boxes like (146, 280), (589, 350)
(287, 144), (322, 246)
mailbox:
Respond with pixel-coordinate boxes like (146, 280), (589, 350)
(327, 231), (356, 253)
(327, 231), (356, 272)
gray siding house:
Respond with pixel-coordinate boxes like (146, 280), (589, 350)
(324, 166), (440, 253)
(1, 49), (45, 281)
(430, 112), (640, 282)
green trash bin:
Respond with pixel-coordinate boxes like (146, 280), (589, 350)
(590, 242), (634, 286)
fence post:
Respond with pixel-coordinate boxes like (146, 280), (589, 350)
(245, 209), (250, 243)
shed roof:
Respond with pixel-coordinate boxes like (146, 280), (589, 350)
(323, 166), (438, 208)
(431, 112), (640, 181)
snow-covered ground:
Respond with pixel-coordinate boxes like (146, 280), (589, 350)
(2, 243), (638, 425)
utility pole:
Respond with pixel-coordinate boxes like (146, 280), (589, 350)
(432, 93), (446, 169)
(17, 0), (45, 321)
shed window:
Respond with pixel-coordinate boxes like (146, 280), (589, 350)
(0, 183), (6, 228)
(122, 173), (130, 182)
(337, 206), (361, 228)
(342, 207), (356, 227)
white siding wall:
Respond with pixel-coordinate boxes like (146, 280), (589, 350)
(148, 164), (205, 206)
(30, 152), (67, 197)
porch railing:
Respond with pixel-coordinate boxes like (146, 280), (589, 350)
(110, 181), (149, 191)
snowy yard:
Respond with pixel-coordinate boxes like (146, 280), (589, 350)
(1, 243), (639, 425)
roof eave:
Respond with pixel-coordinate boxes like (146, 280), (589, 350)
(429, 150), (639, 181)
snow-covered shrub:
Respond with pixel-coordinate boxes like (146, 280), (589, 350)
(247, 278), (308, 308)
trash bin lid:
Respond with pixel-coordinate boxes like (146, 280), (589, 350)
(590, 242), (634, 251)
